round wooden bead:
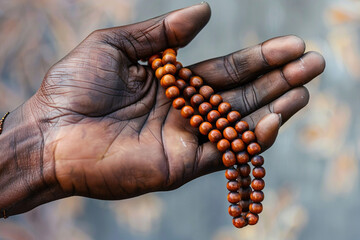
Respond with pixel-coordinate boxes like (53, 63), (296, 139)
(208, 129), (222, 143)
(246, 213), (259, 225)
(235, 121), (249, 133)
(218, 102), (231, 115)
(207, 110), (221, 123)
(163, 48), (177, 56)
(222, 151), (236, 167)
(238, 164), (251, 177)
(190, 76), (203, 88)
(251, 155), (264, 167)
(175, 79), (187, 91)
(148, 54), (160, 66)
(209, 94), (223, 107)
(175, 61), (183, 72)
(190, 115), (204, 128)
(228, 204), (242, 217)
(236, 151), (249, 164)
(239, 187), (252, 200)
(163, 63), (177, 75)
(183, 86), (197, 99)
(190, 94), (204, 107)
(231, 138), (245, 152)
(227, 180), (240, 191)
(251, 179), (265, 191)
(199, 122), (213, 135)
(217, 139), (230, 152)
(199, 85), (214, 100)
(165, 86), (180, 99)
(249, 203), (263, 214)
(250, 191), (264, 202)
(160, 74), (176, 88)
(178, 68), (192, 81)
(239, 200), (251, 211)
(247, 142), (261, 155)
(151, 58), (162, 70)
(181, 106), (194, 119)
(233, 217), (246, 228)
(242, 130), (256, 144)
(253, 167), (266, 179)
(216, 118), (229, 131)
(155, 66), (165, 79)
(239, 176), (251, 187)
(198, 102), (212, 116)
(227, 111), (241, 123)
(227, 192), (241, 204)
(225, 167), (239, 180)
(223, 127), (238, 141)
(172, 98), (185, 109)
(162, 53), (176, 65)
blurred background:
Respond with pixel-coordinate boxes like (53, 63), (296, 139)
(0, 0), (359, 239)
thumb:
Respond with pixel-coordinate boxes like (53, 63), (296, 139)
(94, 2), (211, 61)
(255, 113), (282, 152)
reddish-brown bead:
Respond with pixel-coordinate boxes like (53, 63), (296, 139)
(190, 76), (203, 88)
(160, 74), (176, 88)
(199, 122), (213, 135)
(165, 86), (180, 99)
(251, 155), (264, 167)
(216, 118), (230, 131)
(175, 61), (183, 72)
(198, 102), (213, 116)
(151, 58), (162, 70)
(251, 179), (265, 191)
(227, 180), (240, 191)
(217, 139), (231, 152)
(162, 53), (177, 65)
(223, 127), (238, 141)
(209, 94), (223, 107)
(235, 121), (249, 133)
(180, 106), (194, 119)
(148, 54), (160, 66)
(233, 217), (246, 228)
(225, 167), (239, 180)
(231, 138), (245, 152)
(222, 151), (236, 167)
(178, 68), (192, 81)
(190, 115), (204, 128)
(163, 48), (177, 56)
(155, 66), (165, 79)
(175, 79), (187, 91)
(183, 86), (197, 99)
(242, 130), (256, 144)
(249, 203), (263, 214)
(238, 164), (251, 177)
(239, 186), (252, 200)
(172, 98), (185, 110)
(227, 111), (241, 123)
(190, 94), (204, 107)
(228, 204), (242, 217)
(199, 85), (214, 100)
(208, 129), (222, 143)
(163, 63), (177, 75)
(247, 142), (261, 155)
(239, 176), (251, 187)
(218, 102), (232, 115)
(236, 151), (250, 164)
(253, 167), (266, 179)
(207, 110), (221, 123)
(250, 191), (264, 203)
(246, 213), (259, 225)
(227, 192), (241, 204)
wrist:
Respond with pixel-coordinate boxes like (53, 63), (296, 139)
(0, 98), (65, 217)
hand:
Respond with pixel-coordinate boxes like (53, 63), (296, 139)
(0, 3), (325, 216)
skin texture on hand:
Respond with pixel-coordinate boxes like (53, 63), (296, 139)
(0, 3), (325, 217)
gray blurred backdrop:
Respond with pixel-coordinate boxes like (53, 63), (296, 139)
(0, 0), (359, 239)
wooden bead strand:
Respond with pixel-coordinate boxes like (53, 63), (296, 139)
(149, 49), (266, 228)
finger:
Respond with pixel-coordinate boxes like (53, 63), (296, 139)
(242, 86), (310, 129)
(93, 3), (211, 61)
(221, 51), (325, 116)
(189, 35), (306, 90)
(255, 113), (281, 151)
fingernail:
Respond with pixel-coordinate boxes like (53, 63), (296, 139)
(200, 1), (208, 4)
(277, 113), (282, 128)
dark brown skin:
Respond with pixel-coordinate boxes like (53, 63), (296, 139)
(0, 3), (325, 217)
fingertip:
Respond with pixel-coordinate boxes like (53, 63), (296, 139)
(255, 113), (281, 150)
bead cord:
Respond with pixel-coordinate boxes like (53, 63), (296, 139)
(1, 209), (7, 219)
(0, 112), (9, 135)
(149, 49), (265, 228)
